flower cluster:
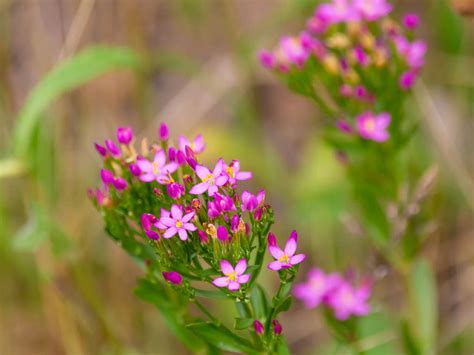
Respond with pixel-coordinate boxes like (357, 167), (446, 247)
(260, 0), (426, 143)
(293, 267), (372, 320)
(90, 124), (306, 351)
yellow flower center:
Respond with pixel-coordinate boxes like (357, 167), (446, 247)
(364, 119), (376, 133)
(227, 271), (237, 282)
(152, 162), (160, 175)
(278, 254), (290, 264)
(225, 166), (235, 178)
(175, 220), (183, 228)
(202, 173), (214, 184)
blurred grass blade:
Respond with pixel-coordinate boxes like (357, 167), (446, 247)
(13, 46), (142, 158)
(408, 259), (438, 355)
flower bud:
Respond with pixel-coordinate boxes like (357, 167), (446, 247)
(167, 182), (185, 199)
(159, 123), (169, 141)
(112, 177), (128, 190)
(141, 213), (157, 230)
(129, 163), (141, 176)
(100, 169), (115, 185)
(268, 232), (277, 247)
(272, 320), (282, 336)
(117, 127), (133, 145)
(153, 188), (163, 198)
(402, 13), (419, 29)
(197, 230), (209, 243)
(253, 207), (263, 221)
(191, 198), (201, 210)
(206, 223), (217, 238)
(217, 226), (230, 242)
(177, 150), (186, 165)
(145, 229), (160, 240)
(94, 143), (107, 157)
(168, 147), (176, 161)
(105, 139), (121, 157)
(230, 215), (239, 233)
(253, 320), (264, 334)
(162, 271), (182, 285)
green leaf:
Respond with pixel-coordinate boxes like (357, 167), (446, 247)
(12, 203), (49, 252)
(13, 46), (142, 158)
(234, 317), (253, 330)
(250, 285), (269, 319)
(274, 296), (293, 315)
(194, 288), (229, 300)
(407, 259), (438, 355)
(187, 321), (256, 353)
(356, 312), (397, 355)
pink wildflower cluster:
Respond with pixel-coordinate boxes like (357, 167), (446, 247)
(293, 267), (372, 320)
(91, 123), (305, 298)
(260, 0), (426, 143)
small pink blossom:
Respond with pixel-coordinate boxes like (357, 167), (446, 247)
(117, 127), (133, 144)
(267, 230), (305, 271)
(293, 268), (342, 308)
(253, 320), (264, 334)
(223, 160), (252, 186)
(178, 134), (205, 154)
(356, 112), (391, 142)
(137, 150), (178, 184)
(159, 205), (197, 240)
(159, 123), (169, 141)
(94, 143), (107, 157)
(317, 0), (358, 23)
(399, 70), (418, 90)
(212, 259), (251, 291)
(241, 190), (265, 212)
(190, 160), (228, 196)
(105, 139), (121, 157)
(403, 13), (420, 29)
(353, 0), (392, 21)
(162, 271), (182, 285)
(259, 50), (276, 69)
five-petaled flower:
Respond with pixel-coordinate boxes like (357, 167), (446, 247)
(268, 230), (305, 270)
(179, 134), (205, 154)
(293, 268), (342, 308)
(137, 149), (178, 183)
(159, 205), (197, 240)
(212, 259), (251, 291)
(356, 112), (391, 142)
(223, 160), (252, 186)
(326, 279), (371, 320)
(190, 160), (228, 196)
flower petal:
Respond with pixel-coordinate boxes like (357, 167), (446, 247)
(220, 260), (234, 275)
(182, 212), (195, 223)
(154, 150), (166, 167)
(268, 261), (282, 271)
(236, 171), (252, 180)
(136, 159), (153, 172)
(160, 217), (175, 227)
(195, 165), (211, 180)
(215, 175), (228, 186)
(269, 246), (284, 259)
(190, 182), (208, 195)
(171, 205), (183, 219)
(208, 185), (218, 196)
(213, 159), (223, 176)
(178, 229), (188, 241)
(184, 223), (197, 231)
(228, 281), (240, 291)
(212, 277), (229, 287)
(290, 254), (305, 265)
(140, 173), (156, 182)
(238, 274), (250, 284)
(284, 237), (297, 257)
(163, 227), (177, 239)
(235, 259), (247, 275)
(163, 162), (178, 174)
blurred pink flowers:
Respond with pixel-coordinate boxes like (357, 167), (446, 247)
(356, 112), (391, 142)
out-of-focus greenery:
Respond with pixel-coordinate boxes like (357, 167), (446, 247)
(0, 0), (472, 354)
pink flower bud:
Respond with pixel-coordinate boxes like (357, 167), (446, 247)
(268, 232), (277, 247)
(145, 229), (160, 240)
(162, 271), (182, 285)
(217, 226), (230, 242)
(168, 147), (176, 161)
(253, 320), (264, 334)
(105, 139), (121, 157)
(129, 163), (141, 176)
(197, 230), (209, 243)
(403, 13), (419, 29)
(117, 127), (133, 144)
(272, 320), (282, 336)
(94, 143), (107, 157)
(177, 150), (186, 165)
(166, 182), (185, 199)
(112, 177), (128, 190)
(100, 169), (115, 185)
(141, 213), (157, 230)
(159, 123), (169, 141)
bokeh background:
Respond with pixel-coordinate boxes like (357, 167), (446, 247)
(0, 0), (473, 354)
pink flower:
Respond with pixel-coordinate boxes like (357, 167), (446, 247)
(353, 0), (392, 21)
(394, 36), (427, 69)
(317, 0), (359, 24)
(208, 193), (236, 218)
(253, 320), (264, 334)
(159, 204), (197, 240)
(166, 182), (185, 199)
(267, 230), (305, 271)
(293, 268), (342, 308)
(223, 160), (252, 186)
(336, 120), (353, 134)
(190, 160), (228, 196)
(326, 279), (371, 320)
(259, 50), (276, 69)
(272, 320), (283, 335)
(137, 150), (178, 184)
(279, 35), (310, 68)
(105, 139), (121, 157)
(178, 134), (205, 154)
(356, 112), (391, 142)
(117, 127), (133, 145)
(162, 271), (182, 285)
(403, 13), (420, 29)
(212, 259), (251, 291)
(94, 143), (107, 157)
(241, 190), (265, 212)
